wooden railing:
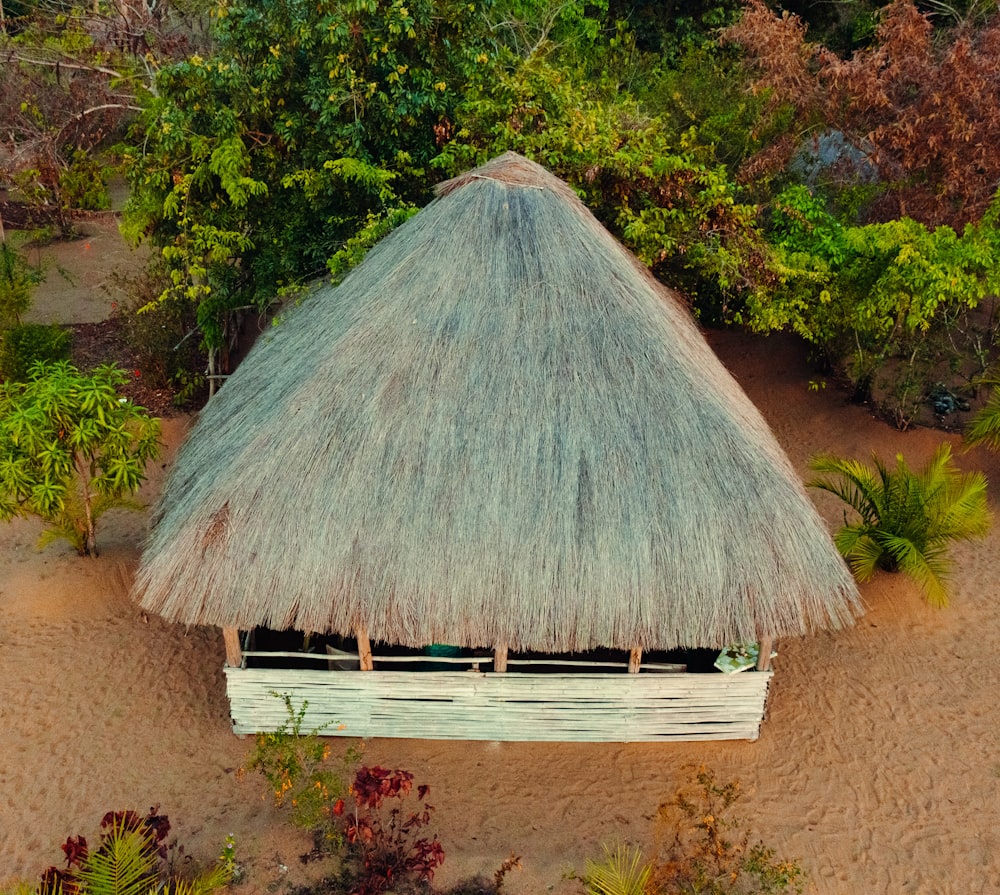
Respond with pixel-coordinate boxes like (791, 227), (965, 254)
(238, 647), (687, 673)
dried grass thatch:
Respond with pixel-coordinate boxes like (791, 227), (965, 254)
(135, 152), (861, 651)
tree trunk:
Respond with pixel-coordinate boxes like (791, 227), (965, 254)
(74, 452), (98, 557)
(208, 345), (217, 399)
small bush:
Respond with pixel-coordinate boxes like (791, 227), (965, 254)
(344, 765), (445, 895)
(0, 323), (72, 382)
(108, 262), (205, 392)
(649, 768), (805, 895)
(240, 694), (360, 850)
(583, 768), (804, 895)
(0, 241), (42, 331)
(808, 443), (991, 606)
(59, 150), (112, 212)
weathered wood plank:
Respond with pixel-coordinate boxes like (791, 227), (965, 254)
(224, 669), (772, 742)
(223, 627), (243, 668)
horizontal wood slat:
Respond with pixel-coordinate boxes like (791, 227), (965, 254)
(224, 668), (772, 742)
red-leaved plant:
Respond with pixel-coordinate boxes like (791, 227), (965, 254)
(344, 766), (445, 895)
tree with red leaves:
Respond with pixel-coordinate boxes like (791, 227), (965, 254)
(726, 0), (1000, 228)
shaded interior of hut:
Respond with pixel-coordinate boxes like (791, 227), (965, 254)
(243, 628), (726, 674)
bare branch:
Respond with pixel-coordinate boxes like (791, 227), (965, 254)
(4, 52), (127, 81)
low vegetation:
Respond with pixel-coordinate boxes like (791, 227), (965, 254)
(238, 697), (805, 895)
(808, 443), (991, 606)
(584, 768), (804, 895)
(0, 808), (234, 895)
(240, 694), (360, 849)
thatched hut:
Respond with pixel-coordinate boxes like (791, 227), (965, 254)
(134, 152), (861, 742)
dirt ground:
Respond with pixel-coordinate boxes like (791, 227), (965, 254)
(2, 219), (999, 895)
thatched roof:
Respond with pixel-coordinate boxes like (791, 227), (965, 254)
(134, 152), (861, 651)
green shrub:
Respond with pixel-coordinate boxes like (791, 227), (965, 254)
(240, 693), (360, 850)
(0, 323), (72, 382)
(0, 241), (42, 331)
(59, 150), (112, 212)
(108, 262), (205, 392)
(0, 362), (162, 557)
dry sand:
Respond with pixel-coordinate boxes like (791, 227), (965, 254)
(2, 222), (999, 894)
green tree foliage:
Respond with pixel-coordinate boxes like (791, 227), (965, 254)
(605, 0), (744, 59)
(745, 185), (1000, 421)
(0, 322), (72, 382)
(104, 0), (1000, 427)
(0, 362), (161, 556)
(123, 0), (499, 357)
(808, 443), (991, 607)
(0, 240), (41, 331)
(437, 41), (775, 316)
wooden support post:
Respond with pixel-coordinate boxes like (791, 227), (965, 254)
(756, 637), (773, 672)
(628, 647), (642, 674)
(494, 643), (508, 673)
(357, 626), (374, 671)
(222, 626), (242, 668)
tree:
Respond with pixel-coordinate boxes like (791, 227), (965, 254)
(0, 2), (204, 232)
(743, 184), (1000, 424)
(122, 0), (500, 378)
(808, 442), (991, 606)
(436, 41), (775, 316)
(725, 0), (1000, 229)
(0, 361), (161, 556)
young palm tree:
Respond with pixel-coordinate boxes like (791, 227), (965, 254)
(808, 443), (991, 607)
(585, 843), (651, 895)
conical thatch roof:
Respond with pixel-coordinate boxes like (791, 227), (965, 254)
(135, 152), (861, 651)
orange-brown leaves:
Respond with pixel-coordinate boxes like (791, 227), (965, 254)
(726, 0), (1000, 228)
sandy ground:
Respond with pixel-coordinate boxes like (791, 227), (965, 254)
(22, 216), (147, 326)
(2, 222), (1000, 894)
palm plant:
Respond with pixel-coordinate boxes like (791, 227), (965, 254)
(808, 443), (991, 607)
(964, 386), (1000, 451)
(34, 810), (232, 895)
(585, 843), (652, 895)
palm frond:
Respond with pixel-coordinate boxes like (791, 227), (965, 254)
(808, 455), (886, 526)
(841, 531), (885, 582)
(932, 471), (992, 541)
(75, 820), (158, 895)
(881, 535), (952, 608)
(964, 386), (1000, 450)
(157, 858), (233, 895)
(585, 843), (652, 895)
